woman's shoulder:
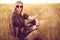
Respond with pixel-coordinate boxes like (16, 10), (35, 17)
(13, 11), (18, 16)
(12, 12), (17, 18)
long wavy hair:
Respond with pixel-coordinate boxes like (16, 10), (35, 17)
(14, 1), (23, 12)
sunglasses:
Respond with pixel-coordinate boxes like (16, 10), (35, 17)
(16, 5), (23, 8)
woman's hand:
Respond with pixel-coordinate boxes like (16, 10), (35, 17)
(28, 13), (40, 20)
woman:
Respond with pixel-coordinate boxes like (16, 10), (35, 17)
(12, 1), (26, 40)
(12, 1), (40, 40)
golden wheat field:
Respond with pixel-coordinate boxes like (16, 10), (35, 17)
(0, 4), (60, 40)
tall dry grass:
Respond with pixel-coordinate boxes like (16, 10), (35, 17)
(0, 4), (60, 40)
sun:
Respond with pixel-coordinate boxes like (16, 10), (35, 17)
(0, 0), (47, 4)
(0, 0), (60, 4)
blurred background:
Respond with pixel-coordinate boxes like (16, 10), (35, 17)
(0, 0), (60, 40)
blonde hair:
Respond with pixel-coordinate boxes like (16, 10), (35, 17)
(15, 1), (23, 6)
(14, 1), (23, 11)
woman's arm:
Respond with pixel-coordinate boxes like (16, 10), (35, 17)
(12, 14), (19, 37)
(28, 14), (40, 20)
(15, 27), (18, 37)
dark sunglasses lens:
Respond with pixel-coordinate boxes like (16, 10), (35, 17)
(16, 6), (19, 8)
(16, 5), (23, 8)
(20, 6), (23, 8)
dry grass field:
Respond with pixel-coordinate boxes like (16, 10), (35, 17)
(0, 4), (60, 40)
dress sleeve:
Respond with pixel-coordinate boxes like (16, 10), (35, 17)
(12, 15), (19, 27)
(23, 14), (29, 19)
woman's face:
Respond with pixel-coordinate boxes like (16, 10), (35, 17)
(16, 3), (23, 13)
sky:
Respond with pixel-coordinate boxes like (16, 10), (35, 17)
(0, 0), (60, 4)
